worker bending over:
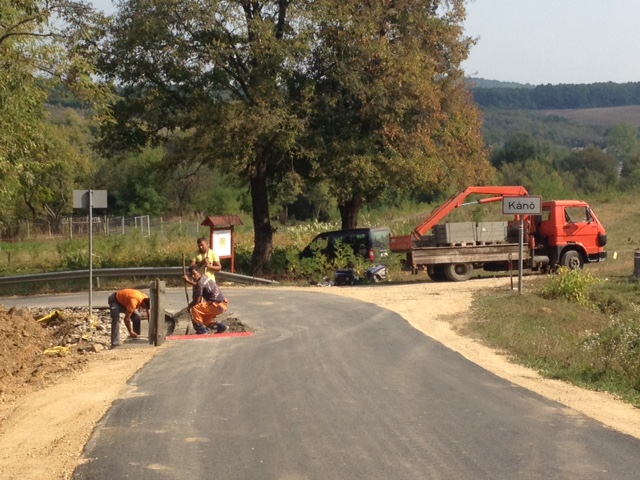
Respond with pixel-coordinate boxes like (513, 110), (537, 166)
(108, 288), (150, 348)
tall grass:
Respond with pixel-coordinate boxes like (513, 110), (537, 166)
(0, 213), (408, 292)
(468, 272), (640, 406)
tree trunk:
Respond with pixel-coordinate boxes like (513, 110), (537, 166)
(24, 195), (37, 222)
(250, 155), (273, 276)
(338, 197), (363, 229)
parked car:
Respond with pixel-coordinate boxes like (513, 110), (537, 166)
(299, 227), (391, 262)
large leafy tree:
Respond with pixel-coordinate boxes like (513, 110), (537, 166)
(606, 124), (640, 172)
(307, 0), (493, 228)
(491, 132), (546, 167)
(98, 0), (493, 272)
(94, 146), (171, 216)
(16, 112), (96, 231)
(0, 0), (108, 230)
(557, 146), (619, 194)
(499, 156), (572, 200)
(98, 0), (313, 274)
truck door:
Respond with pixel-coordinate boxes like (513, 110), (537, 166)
(559, 205), (599, 251)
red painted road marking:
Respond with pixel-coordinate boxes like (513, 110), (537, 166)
(166, 332), (253, 341)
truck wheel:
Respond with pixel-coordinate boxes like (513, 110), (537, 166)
(427, 265), (447, 282)
(444, 263), (474, 282)
(560, 250), (583, 270)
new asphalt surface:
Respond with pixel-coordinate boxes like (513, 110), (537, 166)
(7, 288), (640, 479)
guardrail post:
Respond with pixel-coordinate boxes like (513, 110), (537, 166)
(149, 279), (166, 346)
(634, 250), (640, 280)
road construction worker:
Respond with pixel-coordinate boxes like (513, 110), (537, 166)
(190, 237), (222, 282)
(183, 263), (229, 334)
(108, 289), (150, 348)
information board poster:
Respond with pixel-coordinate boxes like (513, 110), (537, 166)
(212, 229), (232, 257)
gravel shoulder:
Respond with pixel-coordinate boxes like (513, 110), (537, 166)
(2, 278), (640, 479)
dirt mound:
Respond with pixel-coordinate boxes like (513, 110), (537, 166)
(0, 303), (254, 402)
(0, 305), (133, 403)
(0, 306), (94, 401)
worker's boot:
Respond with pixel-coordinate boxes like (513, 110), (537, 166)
(193, 321), (208, 335)
(212, 322), (228, 333)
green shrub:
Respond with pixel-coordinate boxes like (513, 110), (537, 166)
(541, 267), (598, 306)
(233, 244), (253, 275)
(56, 240), (92, 270)
(59, 249), (92, 270)
(579, 316), (640, 393)
(270, 245), (297, 277)
(293, 240), (332, 284)
(332, 240), (357, 269)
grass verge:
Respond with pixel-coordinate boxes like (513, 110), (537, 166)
(467, 269), (640, 407)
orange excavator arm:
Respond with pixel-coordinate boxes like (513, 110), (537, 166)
(412, 186), (529, 239)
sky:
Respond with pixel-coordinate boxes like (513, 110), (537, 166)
(89, 0), (640, 86)
(462, 0), (640, 85)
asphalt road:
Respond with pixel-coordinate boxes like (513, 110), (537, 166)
(5, 288), (640, 479)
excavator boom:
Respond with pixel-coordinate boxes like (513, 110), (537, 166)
(412, 186), (529, 239)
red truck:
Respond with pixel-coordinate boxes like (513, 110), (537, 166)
(390, 186), (608, 281)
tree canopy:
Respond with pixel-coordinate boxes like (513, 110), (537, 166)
(0, 0), (107, 230)
(97, 0), (492, 273)
(305, 0), (492, 228)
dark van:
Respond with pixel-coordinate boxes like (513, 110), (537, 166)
(299, 227), (391, 262)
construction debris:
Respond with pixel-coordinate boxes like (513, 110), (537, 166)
(0, 303), (252, 402)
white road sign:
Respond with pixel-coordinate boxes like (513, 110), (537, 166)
(502, 195), (542, 215)
(73, 190), (107, 209)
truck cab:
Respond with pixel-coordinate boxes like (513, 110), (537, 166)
(533, 200), (607, 269)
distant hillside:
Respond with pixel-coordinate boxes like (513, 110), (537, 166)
(471, 81), (640, 110)
(467, 78), (535, 89)
(479, 104), (640, 150)
(539, 105), (640, 128)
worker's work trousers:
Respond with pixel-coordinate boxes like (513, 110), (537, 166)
(108, 293), (142, 347)
(191, 300), (228, 331)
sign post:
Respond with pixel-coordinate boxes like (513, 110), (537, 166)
(502, 195), (542, 293)
(73, 190), (107, 313)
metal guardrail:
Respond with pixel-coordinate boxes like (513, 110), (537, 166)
(0, 267), (279, 286)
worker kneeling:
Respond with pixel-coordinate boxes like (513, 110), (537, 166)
(183, 264), (229, 334)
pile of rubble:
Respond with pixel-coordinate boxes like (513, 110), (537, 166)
(0, 304), (252, 402)
(0, 305), (106, 401)
(29, 306), (116, 353)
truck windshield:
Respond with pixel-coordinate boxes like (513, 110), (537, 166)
(565, 207), (590, 223)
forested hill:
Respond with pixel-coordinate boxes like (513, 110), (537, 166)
(469, 79), (640, 110)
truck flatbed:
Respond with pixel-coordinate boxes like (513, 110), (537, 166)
(408, 242), (523, 266)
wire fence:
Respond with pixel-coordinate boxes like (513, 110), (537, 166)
(1, 215), (211, 242)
